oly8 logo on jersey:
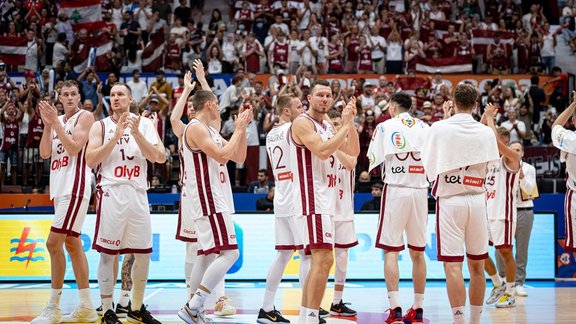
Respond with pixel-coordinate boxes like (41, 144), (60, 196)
(114, 165), (141, 179)
(51, 156), (69, 171)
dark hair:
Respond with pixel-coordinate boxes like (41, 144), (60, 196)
(530, 75), (539, 85)
(327, 109), (341, 119)
(60, 80), (79, 91)
(112, 82), (132, 95)
(258, 169), (268, 174)
(57, 32), (66, 43)
(276, 94), (297, 115)
(552, 66), (562, 73)
(132, 69), (140, 75)
(310, 79), (331, 94)
(454, 84), (478, 111)
(390, 92), (412, 112)
(192, 90), (216, 112)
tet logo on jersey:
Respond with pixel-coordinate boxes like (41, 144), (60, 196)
(10, 227), (45, 268)
(401, 118), (415, 128)
(391, 132), (406, 149)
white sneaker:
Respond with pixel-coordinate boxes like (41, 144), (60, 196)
(61, 304), (98, 323)
(178, 304), (212, 323)
(515, 285), (528, 297)
(486, 285), (506, 305)
(495, 293), (516, 308)
(31, 303), (62, 324)
(214, 296), (236, 316)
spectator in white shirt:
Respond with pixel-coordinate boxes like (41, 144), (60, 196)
(219, 75), (243, 113)
(221, 33), (239, 73)
(126, 69), (148, 105)
(501, 108), (526, 143)
(369, 25), (387, 74)
(269, 14), (290, 37)
(52, 33), (69, 69)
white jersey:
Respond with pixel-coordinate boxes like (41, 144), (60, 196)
(290, 113), (337, 216)
(182, 119), (235, 218)
(381, 152), (428, 189)
(96, 113), (157, 191)
(485, 158), (519, 221)
(552, 125), (576, 191)
(50, 110), (92, 200)
(431, 162), (488, 198)
(334, 159), (355, 221)
(266, 122), (295, 217)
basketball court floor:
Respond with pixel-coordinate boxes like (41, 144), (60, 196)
(1, 281), (575, 323)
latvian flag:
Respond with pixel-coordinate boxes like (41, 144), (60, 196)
(73, 33), (113, 73)
(59, 0), (106, 32)
(0, 36), (27, 65)
(471, 29), (515, 56)
(141, 29), (166, 72)
(416, 55), (473, 74)
(430, 19), (462, 38)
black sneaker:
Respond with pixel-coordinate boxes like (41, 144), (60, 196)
(319, 307), (329, 318)
(256, 307), (290, 323)
(127, 304), (161, 324)
(97, 304), (115, 316)
(102, 309), (122, 324)
(116, 301), (131, 318)
(319, 315), (326, 324)
(330, 300), (357, 316)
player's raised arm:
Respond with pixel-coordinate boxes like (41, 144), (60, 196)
(170, 71), (196, 139)
(484, 104), (520, 171)
(86, 112), (128, 169)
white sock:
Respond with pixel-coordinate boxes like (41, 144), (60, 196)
(452, 306), (465, 324)
(506, 282), (515, 295)
(414, 293), (424, 309)
(131, 254), (150, 311)
(469, 305), (483, 324)
(189, 289), (209, 309)
(200, 250), (239, 292)
(388, 291), (400, 309)
(303, 307), (319, 324)
(49, 289), (62, 305)
(262, 289), (277, 312)
(78, 288), (93, 308)
(186, 277), (192, 299)
(119, 289), (130, 307)
(102, 297), (113, 313)
(298, 306), (307, 323)
(490, 274), (503, 287)
(333, 289), (343, 305)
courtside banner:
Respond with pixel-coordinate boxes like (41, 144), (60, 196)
(0, 213), (555, 281)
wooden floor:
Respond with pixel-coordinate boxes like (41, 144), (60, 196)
(1, 281), (575, 323)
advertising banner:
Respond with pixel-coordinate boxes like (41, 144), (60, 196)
(1, 213), (555, 281)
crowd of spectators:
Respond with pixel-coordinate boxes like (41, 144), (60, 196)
(0, 0), (573, 194)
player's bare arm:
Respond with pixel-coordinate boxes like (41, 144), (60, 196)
(170, 71), (196, 140)
(38, 101), (95, 156)
(553, 91), (576, 129)
(292, 108), (352, 160)
(336, 150), (357, 170)
(38, 106), (54, 159)
(338, 97), (360, 156)
(186, 107), (252, 164)
(85, 112), (128, 169)
(193, 59), (211, 91)
(484, 104), (521, 171)
(127, 115), (166, 163)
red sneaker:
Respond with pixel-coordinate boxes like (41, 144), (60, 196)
(402, 306), (424, 323)
(385, 307), (403, 324)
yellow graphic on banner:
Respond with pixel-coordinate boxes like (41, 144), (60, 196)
(0, 220), (52, 277)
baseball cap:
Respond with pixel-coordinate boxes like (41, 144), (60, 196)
(423, 101), (432, 108)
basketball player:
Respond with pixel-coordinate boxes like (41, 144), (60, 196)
(86, 83), (166, 324)
(367, 92), (429, 323)
(170, 61), (235, 315)
(420, 84), (499, 324)
(178, 90), (253, 324)
(257, 94), (309, 323)
(481, 104), (521, 309)
(33, 80), (97, 323)
(327, 110), (359, 317)
(552, 92), (576, 259)
(290, 80), (358, 324)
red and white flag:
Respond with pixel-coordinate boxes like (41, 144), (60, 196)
(416, 56), (473, 74)
(59, 0), (106, 31)
(0, 36), (27, 65)
(142, 29), (166, 72)
(430, 19), (461, 38)
(471, 29), (515, 56)
(73, 33), (113, 73)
